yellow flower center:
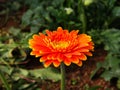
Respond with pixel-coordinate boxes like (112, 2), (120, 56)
(52, 41), (69, 49)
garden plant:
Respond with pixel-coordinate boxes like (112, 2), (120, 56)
(0, 0), (120, 90)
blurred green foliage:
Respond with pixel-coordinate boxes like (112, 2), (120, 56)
(21, 0), (82, 32)
(90, 29), (120, 82)
(0, 0), (120, 89)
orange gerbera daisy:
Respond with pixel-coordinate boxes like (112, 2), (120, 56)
(29, 27), (94, 67)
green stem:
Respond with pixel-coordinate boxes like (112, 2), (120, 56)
(78, 0), (87, 33)
(60, 63), (66, 90)
(0, 71), (11, 90)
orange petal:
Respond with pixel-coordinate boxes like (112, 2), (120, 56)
(79, 54), (87, 61)
(57, 27), (63, 32)
(31, 45), (51, 53)
(46, 30), (52, 36)
(84, 45), (94, 50)
(56, 53), (63, 62)
(64, 51), (81, 58)
(44, 60), (52, 67)
(29, 39), (34, 45)
(39, 33), (46, 38)
(29, 39), (44, 46)
(45, 54), (55, 60)
(33, 35), (43, 42)
(30, 51), (41, 57)
(77, 61), (82, 66)
(70, 30), (79, 36)
(78, 34), (91, 43)
(72, 52), (81, 55)
(53, 60), (60, 67)
(77, 43), (89, 48)
(79, 48), (89, 52)
(40, 56), (47, 62)
(34, 34), (47, 46)
(71, 56), (79, 64)
(64, 53), (72, 58)
(29, 27), (94, 68)
(46, 53), (63, 62)
(84, 52), (93, 56)
(64, 59), (71, 66)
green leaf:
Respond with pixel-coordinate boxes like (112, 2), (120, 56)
(18, 84), (30, 90)
(29, 67), (61, 82)
(105, 53), (120, 69)
(101, 29), (120, 54)
(19, 68), (29, 76)
(0, 71), (11, 90)
(101, 54), (120, 81)
(11, 68), (29, 81)
(30, 26), (40, 33)
(9, 27), (21, 36)
(112, 6), (120, 17)
(21, 10), (33, 27)
(101, 70), (113, 81)
(0, 65), (13, 75)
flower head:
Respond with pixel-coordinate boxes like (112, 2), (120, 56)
(29, 27), (94, 67)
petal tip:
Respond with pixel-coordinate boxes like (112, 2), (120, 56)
(57, 27), (63, 31)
